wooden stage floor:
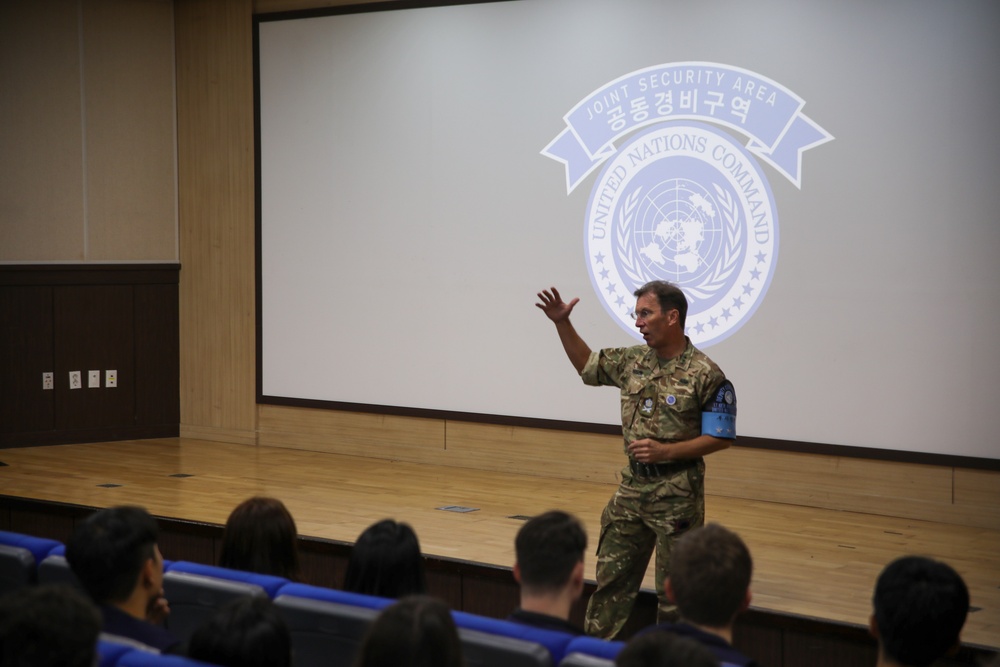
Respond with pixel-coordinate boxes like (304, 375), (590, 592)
(0, 438), (996, 652)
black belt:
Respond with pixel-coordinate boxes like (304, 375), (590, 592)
(629, 458), (699, 478)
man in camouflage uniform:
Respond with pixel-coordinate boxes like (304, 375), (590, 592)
(536, 281), (736, 639)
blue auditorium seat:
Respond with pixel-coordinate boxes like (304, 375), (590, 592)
(116, 651), (219, 667)
(273, 594), (379, 667)
(562, 635), (625, 661)
(0, 530), (61, 565)
(558, 653), (615, 667)
(273, 582), (394, 611)
(161, 570), (268, 643)
(0, 544), (35, 595)
(97, 638), (147, 667)
(164, 561), (289, 598)
(0, 530), (63, 595)
(458, 627), (553, 667)
(451, 610), (575, 664)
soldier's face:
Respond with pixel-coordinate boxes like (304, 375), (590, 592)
(634, 293), (677, 350)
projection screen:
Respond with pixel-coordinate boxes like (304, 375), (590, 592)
(257, 0), (1000, 461)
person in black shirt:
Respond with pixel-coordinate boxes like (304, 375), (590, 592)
(65, 505), (180, 653)
(507, 510), (587, 635)
(638, 523), (758, 666)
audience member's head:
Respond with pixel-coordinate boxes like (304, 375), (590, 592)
(0, 583), (101, 667)
(219, 496), (301, 581)
(514, 510), (587, 599)
(666, 522), (752, 629)
(870, 555), (969, 667)
(186, 596), (292, 667)
(65, 504), (163, 607)
(343, 519), (426, 598)
(615, 630), (720, 667)
(353, 595), (464, 667)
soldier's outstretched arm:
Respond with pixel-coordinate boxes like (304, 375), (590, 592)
(536, 287), (592, 374)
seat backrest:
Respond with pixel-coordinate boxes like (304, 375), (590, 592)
(558, 652), (616, 667)
(273, 594), (379, 667)
(37, 553), (84, 590)
(0, 544), (35, 596)
(161, 571), (267, 643)
(115, 650), (219, 667)
(562, 636), (625, 661)
(459, 627), (552, 667)
(273, 582), (393, 611)
(165, 561), (290, 598)
(0, 531), (61, 566)
(97, 637), (151, 667)
(451, 610), (575, 664)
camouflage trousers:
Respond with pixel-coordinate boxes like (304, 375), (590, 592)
(583, 460), (705, 639)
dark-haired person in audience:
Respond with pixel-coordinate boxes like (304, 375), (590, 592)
(219, 496), (301, 581)
(186, 596), (292, 667)
(639, 523), (759, 666)
(0, 583), (102, 667)
(353, 595), (464, 667)
(343, 519), (426, 598)
(65, 505), (181, 653)
(615, 631), (720, 667)
(507, 510), (587, 634)
(870, 555), (969, 667)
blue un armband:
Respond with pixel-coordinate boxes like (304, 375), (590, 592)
(701, 380), (737, 439)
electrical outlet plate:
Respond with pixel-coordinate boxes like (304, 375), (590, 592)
(69, 371), (81, 389)
(42, 372), (54, 390)
(105, 370), (117, 388)
(88, 370), (101, 388)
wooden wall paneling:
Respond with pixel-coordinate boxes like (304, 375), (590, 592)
(707, 445), (998, 529)
(257, 405), (447, 462)
(443, 421), (623, 483)
(7, 502), (84, 544)
(175, 0), (257, 445)
(82, 0), (177, 262)
(731, 615), (784, 667)
(0, 286), (54, 438)
(457, 564), (519, 619)
(54, 285), (135, 431)
(0, 0), (85, 261)
(156, 518), (218, 565)
(426, 563), (465, 612)
(782, 628), (876, 667)
(135, 283), (180, 430)
(953, 468), (1000, 529)
(298, 538), (351, 589)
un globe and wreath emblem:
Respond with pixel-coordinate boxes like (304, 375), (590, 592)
(542, 62), (833, 347)
(586, 122), (776, 347)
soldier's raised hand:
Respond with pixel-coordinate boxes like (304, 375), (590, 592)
(536, 287), (579, 323)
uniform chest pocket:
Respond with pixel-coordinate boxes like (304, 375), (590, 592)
(622, 378), (658, 425)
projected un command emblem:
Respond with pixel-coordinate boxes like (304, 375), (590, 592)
(542, 62), (833, 347)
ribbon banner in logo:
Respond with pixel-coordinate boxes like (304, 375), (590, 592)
(542, 62), (832, 346)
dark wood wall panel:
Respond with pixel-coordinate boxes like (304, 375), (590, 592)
(54, 285), (135, 430)
(0, 265), (180, 448)
(135, 283), (180, 427)
(0, 286), (54, 434)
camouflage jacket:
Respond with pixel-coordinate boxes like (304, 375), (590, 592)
(581, 338), (726, 453)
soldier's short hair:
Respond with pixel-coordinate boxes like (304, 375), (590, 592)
(515, 510), (587, 594)
(873, 556), (969, 667)
(670, 523), (751, 627)
(633, 281), (688, 330)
